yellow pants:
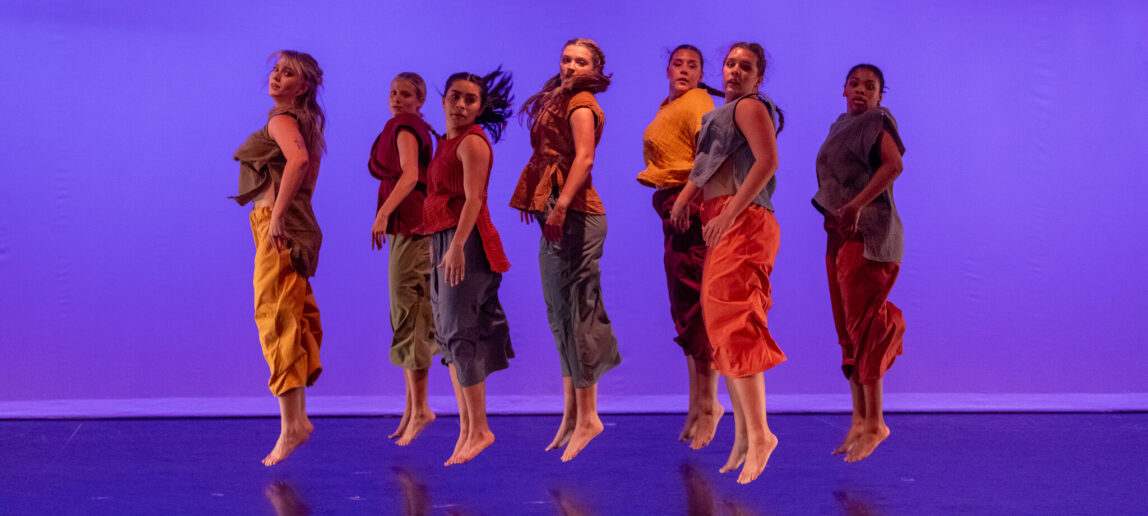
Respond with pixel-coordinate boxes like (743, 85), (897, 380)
(251, 207), (323, 396)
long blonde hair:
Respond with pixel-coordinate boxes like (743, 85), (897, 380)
(269, 50), (327, 156)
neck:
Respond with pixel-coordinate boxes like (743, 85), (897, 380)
(445, 122), (469, 139)
(667, 88), (686, 103)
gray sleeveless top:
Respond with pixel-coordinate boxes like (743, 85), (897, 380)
(232, 110), (322, 277)
(812, 107), (905, 263)
(689, 93), (781, 212)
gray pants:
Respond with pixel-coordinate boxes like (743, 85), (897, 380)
(537, 208), (621, 389)
(430, 227), (514, 387)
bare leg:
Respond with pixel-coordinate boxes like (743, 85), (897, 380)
(561, 383), (605, 462)
(690, 360), (724, 450)
(680, 357), (700, 442)
(846, 379), (889, 462)
(727, 373), (777, 484)
(546, 377), (577, 451)
(445, 364), (470, 466)
(457, 380), (495, 463)
(263, 387), (312, 466)
(833, 378), (865, 455)
(719, 380), (747, 474)
(389, 376), (413, 440)
(397, 368), (435, 446)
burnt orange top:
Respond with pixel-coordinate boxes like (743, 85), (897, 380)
(509, 91), (606, 215)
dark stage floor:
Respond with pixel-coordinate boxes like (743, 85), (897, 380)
(1, 414), (1145, 515)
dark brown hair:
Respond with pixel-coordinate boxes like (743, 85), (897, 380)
(846, 63), (886, 94)
(669, 44), (722, 97)
(443, 67), (514, 143)
(723, 42), (785, 134)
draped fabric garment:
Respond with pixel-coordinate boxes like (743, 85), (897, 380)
(699, 197), (786, 377)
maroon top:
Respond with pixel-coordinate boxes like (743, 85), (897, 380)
(421, 124), (510, 273)
(368, 113), (435, 236)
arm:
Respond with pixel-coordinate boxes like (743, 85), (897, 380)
(372, 129), (422, 249)
(668, 180), (701, 233)
(836, 130), (904, 233)
(701, 99), (778, 247)
(267, 114), (311, 250)
(542, 107), (597, 243)
(439, 134), (492, 287)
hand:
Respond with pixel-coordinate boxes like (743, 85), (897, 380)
(701, 211), (735, 247)
(438, 244), (466, 287)
(836, 202), (862, 235)
(519, 209), (535, 225)
(268, 212), (289, 251)
(669, 198), (690, 233)
(371, 211), (389, 250)
(542, 204), (567, 243)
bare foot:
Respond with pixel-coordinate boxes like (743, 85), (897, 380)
(388, 410), (411, 440)
(845, 425), (890, 463)
(546, 419), (575, 451)
(262, 425), (312, 466)
(719, 432), (747, 474)
(455, 429), (495, 464)
(561, 418), (604, 462)
(396, 410), (435, 446)
(679, 410), (699, 443)
(445, 427), (470, 466)
(833, 421), (863, 456)
(737, 431), (778, 484)
(689, 404), (725, 450)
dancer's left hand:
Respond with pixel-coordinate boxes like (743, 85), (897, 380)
(543, 205), (567, 243)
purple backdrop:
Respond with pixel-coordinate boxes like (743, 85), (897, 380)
(2, 0), (1146, 416)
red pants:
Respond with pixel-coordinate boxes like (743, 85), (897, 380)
(826, 225), (904, 383)
(700, 197), (786, 378)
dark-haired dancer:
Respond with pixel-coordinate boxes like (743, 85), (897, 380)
(421, 70), (515, 466)
(369, 73), (438, 446)
(813, 64), (906, 463)
(670, 42), (786, 484)
(511, 38), (622, 462)
(637, 44), (723, 449)
(232, 50), (326, 466)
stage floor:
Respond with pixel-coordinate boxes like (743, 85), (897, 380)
(2, 413), (1145, 514)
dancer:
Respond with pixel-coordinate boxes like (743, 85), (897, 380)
(421, 70), (515, 466)
(670, 42), (786, 484)
(511, 38), (622, 462)
(636, 44), (722, 448)
(232, 50), (326, 466)
(813, 63), (906, 463)
(369, 72), (439, 446)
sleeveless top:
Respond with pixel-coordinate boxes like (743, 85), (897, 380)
(421, 124), (510, 273)
(510, 91), (606, 215)
(813, 107), (906, 263)
(232, 107), (322, 277)
(689, 93), (781, 212)
(368, 113), (435, 236)
(637, 88), (715, 189)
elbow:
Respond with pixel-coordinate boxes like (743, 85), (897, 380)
(889, 160), (904, 179)
(289, 155), (310, 170)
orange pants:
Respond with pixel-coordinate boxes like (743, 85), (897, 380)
(826, 227), (904, 383)
(700, 197), (786, 377)
(251, 207), (323, 396)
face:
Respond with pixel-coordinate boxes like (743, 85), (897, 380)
(389, 77), (424, 117)
(843, 68), (882, 115)
(722, 47), (761, 99)
(268, 57), (307, 101)
(560, 44), (597, 84)
(442, 79), (482, 130)
(666, 48), (703, 99)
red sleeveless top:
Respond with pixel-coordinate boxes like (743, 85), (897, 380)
(368, 113), (435, 236)
(421, 124), (510, 273)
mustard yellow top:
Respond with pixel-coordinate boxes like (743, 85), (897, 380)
(636, 87), (715, 189)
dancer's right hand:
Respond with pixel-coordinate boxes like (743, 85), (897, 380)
(371, 211), (389, 250)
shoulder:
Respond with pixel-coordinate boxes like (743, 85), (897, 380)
(568, 91), (601, 113)
(682, 88), (716, 109)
